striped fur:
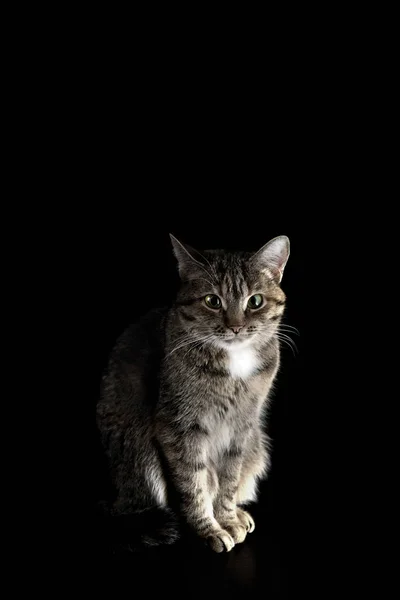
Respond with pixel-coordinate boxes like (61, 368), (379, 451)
(97, 235), (290, 552)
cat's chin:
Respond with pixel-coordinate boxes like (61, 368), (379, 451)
(215, 336), (255, 351)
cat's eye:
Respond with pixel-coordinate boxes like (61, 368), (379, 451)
(204, 294), (222, 309)
(247, 294), (263, 309)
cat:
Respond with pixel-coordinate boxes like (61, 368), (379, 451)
(96, 234), (290, 552)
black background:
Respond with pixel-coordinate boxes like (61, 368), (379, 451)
(51, 43), (381, 595)
(56, 130), (378, 597)
(56, 91), (365, 592)
(14, 12), (392, 594)
(55, 111), (371, 596)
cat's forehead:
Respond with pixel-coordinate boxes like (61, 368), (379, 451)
(204, 250), (271, 293)
(204, 249), (249, 272)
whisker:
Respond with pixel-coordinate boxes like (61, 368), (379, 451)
(193, 250), (217, 283)
(165, 329), (217, 357)
(276, 331), (297, 344)
(276, 333), (298, 355)
(170, 328), (212, 344)
(165, 335), (213, 357)
(278, 324), (300, 335)
(245, 324), (299, 355)
(182, 334), (215, 360)
(191, 261), (218, 286)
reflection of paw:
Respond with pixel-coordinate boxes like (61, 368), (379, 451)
(236, 507), (255, 533)
(206, 529), (235, 553)
(224, 522), (247, 544)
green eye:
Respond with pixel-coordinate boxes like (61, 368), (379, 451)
(247, 294), (263, 309)
(205, 294), (222, 309)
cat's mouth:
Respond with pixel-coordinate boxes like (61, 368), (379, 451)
(221, 333), (254, 345)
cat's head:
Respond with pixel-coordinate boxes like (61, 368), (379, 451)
(170, 234), (290, 350)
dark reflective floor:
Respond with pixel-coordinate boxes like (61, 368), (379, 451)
(87, 496), (288, 597)
(78, 452), (294, 598)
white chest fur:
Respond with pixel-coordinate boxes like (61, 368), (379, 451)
(226, 344), (259, 379)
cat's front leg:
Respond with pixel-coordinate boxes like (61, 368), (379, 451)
(158, 430), (235, 552)
(214, 446), (252, 545)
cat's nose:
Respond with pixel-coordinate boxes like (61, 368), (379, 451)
(229, 326), (244, 334)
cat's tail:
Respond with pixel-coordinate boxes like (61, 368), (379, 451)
(95, 502), (180, 552)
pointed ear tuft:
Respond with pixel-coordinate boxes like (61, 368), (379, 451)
(251, 235), (290, 283)
(169, 234), (206, 280)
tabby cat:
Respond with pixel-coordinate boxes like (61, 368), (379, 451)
(97, 234), (290, 552)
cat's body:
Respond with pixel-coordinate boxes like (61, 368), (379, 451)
(97, 235), (290, 552)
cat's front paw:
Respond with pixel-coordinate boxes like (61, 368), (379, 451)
(236, 507), (255, 533)
(223, 522), (247, 544)
(206, 529), (235, 553)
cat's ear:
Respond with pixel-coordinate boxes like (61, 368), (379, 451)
(251, 235), (290, 283)
(170, 234), (207, 279)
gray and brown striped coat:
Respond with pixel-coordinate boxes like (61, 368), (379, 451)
(97, 234), (290, 552)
